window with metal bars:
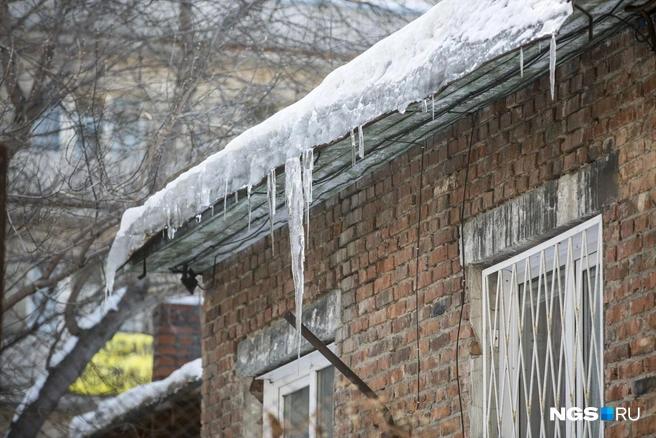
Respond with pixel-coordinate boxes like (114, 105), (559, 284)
(482, 216), (604, 438)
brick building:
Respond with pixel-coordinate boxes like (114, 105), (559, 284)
(108, 1), (656, 437)
(152, 298), (203, 381)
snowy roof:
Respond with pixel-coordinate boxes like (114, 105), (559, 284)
(106, 0), (627, 286)
(69, 358), (202, 438)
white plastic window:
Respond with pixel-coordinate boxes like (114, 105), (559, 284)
(482, 216), (604, 438)
(259, 347), (335, 438)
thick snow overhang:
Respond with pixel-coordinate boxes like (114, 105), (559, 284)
(107, 0), (635, 285)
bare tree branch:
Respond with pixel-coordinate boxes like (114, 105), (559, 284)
(5, 277), (152, 438)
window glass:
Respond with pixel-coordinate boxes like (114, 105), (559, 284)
(32, 106), (61, 150)
(110, 99), (143, 151)
(517, 269), (566, 438)
(317, 366), (335, 438)
(284, 386), (310, 438)
(75, 116), (102, 156)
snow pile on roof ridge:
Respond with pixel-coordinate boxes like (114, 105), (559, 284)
(106, 0), (572, 293)
(69, 358), (202, 438)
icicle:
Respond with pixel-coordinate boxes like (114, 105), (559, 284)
(196, 214), (202, 223)
(520, 47), (524, 78)
(431, 96), (435, 121)
(285, 157), (305, 364)
(358, 125), (364, 159)
(166, 206), (175, 239)
(267, 169), (276, 254)
(549, 35), (556, 101)
(235, 191), (238, 203)
(302, 150), (313, 244)
(302, 150), (313, 204)
(247, 185), (252, 232)
(422, 99), (428, 113)
(223, 178), (228, 219)
(350, 129), (356, 166)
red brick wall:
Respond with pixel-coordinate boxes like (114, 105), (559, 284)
(153, 302), (202, 381)
(202, 29), (656, 437)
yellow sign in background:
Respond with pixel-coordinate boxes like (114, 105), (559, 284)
(70, 332), (153, 395)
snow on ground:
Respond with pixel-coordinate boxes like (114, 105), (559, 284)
(69, 358), (202, 438)
(106, 0), (572, 294)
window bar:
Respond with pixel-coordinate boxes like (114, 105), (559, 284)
(282, 311), (399, 437)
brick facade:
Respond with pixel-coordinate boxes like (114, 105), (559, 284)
(202, 29), (656, 437)
(153, 302), (202, 381)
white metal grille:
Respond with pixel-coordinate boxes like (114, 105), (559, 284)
(482, 216), (604, 438)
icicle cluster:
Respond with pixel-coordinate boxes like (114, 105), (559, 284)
(267, 169), (276, 253)
(104, 0), (572, 297)
(285, 157), (305, 363)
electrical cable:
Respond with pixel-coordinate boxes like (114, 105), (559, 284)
(455, 108), (478, 438)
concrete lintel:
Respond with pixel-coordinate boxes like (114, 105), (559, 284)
(236, 291), (341, 377)
(464, 153), (617, 265)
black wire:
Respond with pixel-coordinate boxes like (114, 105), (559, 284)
(455, 108), (478, 438)
(413, 140), (426, 412)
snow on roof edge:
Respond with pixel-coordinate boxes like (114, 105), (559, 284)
(69, 358), (202, 438)
(106, 0), (572, 293)
(165, 294), (204, 306)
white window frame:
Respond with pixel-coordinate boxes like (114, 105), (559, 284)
(482, 216), (604, 438)
(259, 345), (335, 438)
